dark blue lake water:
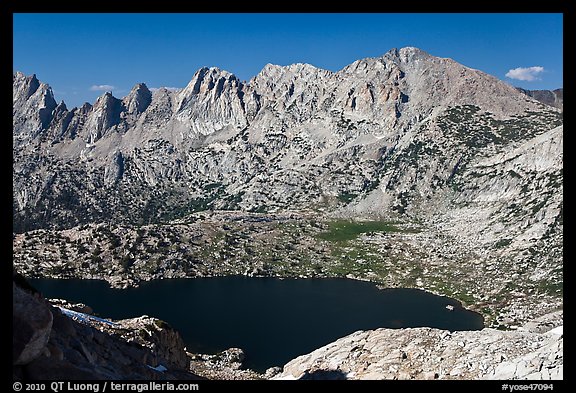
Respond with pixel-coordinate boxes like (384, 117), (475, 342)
(30, 277), (484, 372)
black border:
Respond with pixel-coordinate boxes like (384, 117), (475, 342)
(6, 3), (569, 389)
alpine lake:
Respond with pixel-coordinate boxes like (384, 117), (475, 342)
(31, 276), (484, 372)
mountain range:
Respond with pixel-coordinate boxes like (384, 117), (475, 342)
(13, 46), (563, 329)
(13, 47), (562, 233)
(12, 46), (563, 380)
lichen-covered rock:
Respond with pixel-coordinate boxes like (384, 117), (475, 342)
(114, 316), (189, 369)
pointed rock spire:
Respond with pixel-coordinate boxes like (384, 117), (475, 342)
(83, 92), (123, 143)
(122, 83), (152, 115)
(13, 72), (40, 102)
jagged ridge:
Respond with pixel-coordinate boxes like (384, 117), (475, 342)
(13, 47), (561, 228)
(13, 46), (563, 329)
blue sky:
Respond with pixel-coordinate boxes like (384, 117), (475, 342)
(13, 13), (563, 109)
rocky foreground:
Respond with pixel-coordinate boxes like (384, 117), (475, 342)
(13, 273), (199, 379)
(275, 312), (563, 380)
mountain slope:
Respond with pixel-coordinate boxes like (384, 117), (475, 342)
(13, 47), (561, 229)
(13, 47), (563, 326)
(516, 87), (563, 110)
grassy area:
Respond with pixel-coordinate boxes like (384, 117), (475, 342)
(316, 220), (402, 243)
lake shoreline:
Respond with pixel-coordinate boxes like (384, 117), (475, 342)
(30, 276), (484, 372)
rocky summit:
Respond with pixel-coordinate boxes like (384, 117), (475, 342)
(13, 47), (563, 380)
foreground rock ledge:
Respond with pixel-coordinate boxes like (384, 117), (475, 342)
(274, 320), (563, 380)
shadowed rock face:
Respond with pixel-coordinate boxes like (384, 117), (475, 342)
(13, 282), (53, 365)
(516, 88), (563, 111)
(12, 274), (202, 380)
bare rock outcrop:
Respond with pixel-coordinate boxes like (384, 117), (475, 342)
(115, 316), (189, 370)
(275, 313), (563, 380)
(13, 72), (57, 141)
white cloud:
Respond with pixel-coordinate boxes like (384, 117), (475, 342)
(505, 66), (545, 82)
(90, 84), (116, 91)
